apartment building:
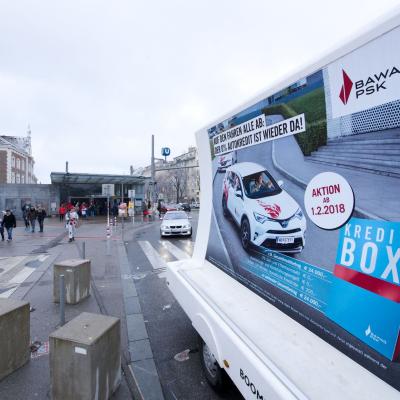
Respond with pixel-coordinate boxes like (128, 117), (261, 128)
(0, 130), (37, 184)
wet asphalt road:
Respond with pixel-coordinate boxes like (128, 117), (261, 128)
(125, 213), (244, 400)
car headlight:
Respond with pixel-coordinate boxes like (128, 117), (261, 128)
(253, 212), (269, 224)
(294, 208), (303, 220)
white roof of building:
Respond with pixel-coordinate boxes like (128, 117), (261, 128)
(0, 135), (31, 156)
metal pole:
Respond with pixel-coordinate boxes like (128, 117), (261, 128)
(151, 134), (155, 207)
(107, 194), (110, 230)
(106, 192), (111, 255)
(106, 225), (111, 256)
(60, 274), (65, 326)
(82, 241), (86, 259)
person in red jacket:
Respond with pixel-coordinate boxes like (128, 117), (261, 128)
(59, 204), (66, 222)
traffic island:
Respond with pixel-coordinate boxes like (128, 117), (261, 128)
(0, 298), (30, 381)
(53, 259), (91, 304)
(50, 312), (121, 400)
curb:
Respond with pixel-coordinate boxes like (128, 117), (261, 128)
(117, 241), (165, 400)
(271, 141), (383, 221)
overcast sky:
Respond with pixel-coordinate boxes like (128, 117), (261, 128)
(1, 0), (399, 183)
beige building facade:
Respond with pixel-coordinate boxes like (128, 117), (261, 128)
(0, 130), (37, 184)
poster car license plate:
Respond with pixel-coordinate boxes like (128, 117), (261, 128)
(276, 236), (295, 244)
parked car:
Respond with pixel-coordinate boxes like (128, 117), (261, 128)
(190, 201), (200, 209)
(217, 151), (237, 172)
(160, 211), (192, 237)
(222, 162), (306, 253)
(178, 203), (191, 212)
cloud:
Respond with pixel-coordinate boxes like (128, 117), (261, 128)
(0, 0), (398, 182)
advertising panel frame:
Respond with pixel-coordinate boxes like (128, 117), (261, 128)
(192, 8), (400, 393)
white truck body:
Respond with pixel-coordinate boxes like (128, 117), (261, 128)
(167, 8), (400, 399)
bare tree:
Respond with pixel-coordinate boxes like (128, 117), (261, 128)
(170, 166), (187, 203)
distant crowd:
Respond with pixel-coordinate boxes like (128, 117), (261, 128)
(0, 198), (143, 243)
(0, 203), (47, 241)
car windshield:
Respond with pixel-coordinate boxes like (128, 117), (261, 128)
(242, 171), (282, 199)
(163, 211), (188, 220)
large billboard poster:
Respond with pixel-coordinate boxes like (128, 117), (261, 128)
(205, 25), (400, 390)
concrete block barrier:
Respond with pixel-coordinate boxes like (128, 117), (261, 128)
(0, 299), (30, 381)
(50, 312), (121, 400)
(53, 259), (91, 304)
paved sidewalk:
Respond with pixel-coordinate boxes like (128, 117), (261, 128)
(272, 135), (400, 220)
(0, 217), (136, 399)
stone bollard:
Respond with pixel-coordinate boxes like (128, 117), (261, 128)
(0, 299), (30, 381)
(50, 312), (121, 400)
(53, 259), (91, 304)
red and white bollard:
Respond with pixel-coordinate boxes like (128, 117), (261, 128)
(106, 225), (111, 255)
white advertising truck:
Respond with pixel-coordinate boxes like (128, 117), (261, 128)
(167, 8), (400, 400)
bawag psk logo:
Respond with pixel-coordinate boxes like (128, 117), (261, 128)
(365, 324), (387, 345)
(339, 65), (400, 105)
(339, 69), (353, 105)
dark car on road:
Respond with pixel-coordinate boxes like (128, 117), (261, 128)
(178, 203), (191, 212)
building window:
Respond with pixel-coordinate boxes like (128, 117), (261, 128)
(22, 159), (25, 170)
(11, 172), (15, 183)
(16, 174), (20, 184)
(21, 175), (25, 184)
(17, 158), (20, 169)
(12, 156), (15, 167)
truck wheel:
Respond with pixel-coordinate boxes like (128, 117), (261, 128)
(222, 196), (229, 218)
(241, 218), (251, 251)
(199, 336), (226, 392)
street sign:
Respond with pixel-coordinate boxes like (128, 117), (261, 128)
(102, 184), (115, 197)
(161, 147), (171, 157)
(128, 189), (136, 199)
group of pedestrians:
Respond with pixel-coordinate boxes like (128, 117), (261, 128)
(59, 202), (91, 221)
(0, 204), (49, 242)
(22, 204), (47, 233)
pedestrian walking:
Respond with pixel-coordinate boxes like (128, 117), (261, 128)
(22, 204), (30, 231)
(89, 202), (95, 217)
(37, 206), (47, 232)
(0, 211), (5, 241)
(3, 209), (16, 241)
(65, 207), (79, 242)
(81, 203), (87, 219)
(59, 204), (66, 222)
(27, 206), (38, 233)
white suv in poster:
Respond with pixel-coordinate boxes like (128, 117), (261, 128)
(222, 162), (306, 253)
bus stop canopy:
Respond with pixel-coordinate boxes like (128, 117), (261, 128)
(50, 172), (147, 185)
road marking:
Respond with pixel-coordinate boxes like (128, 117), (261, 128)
(138, 241), (167, 270)
(159, 241), (190, 260)
(0, 256), (26, 277)
(0, 286), (18, 298)
(8, 266), (35, 284)
(0, 255), (48, 298)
